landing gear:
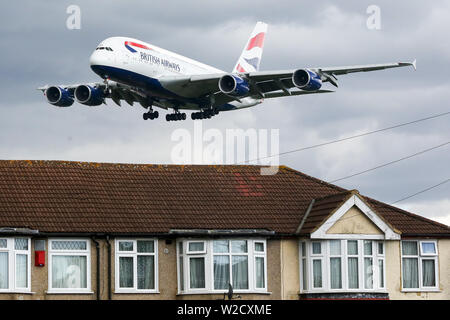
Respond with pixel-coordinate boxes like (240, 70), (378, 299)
(143, 110), (159, 120)
(166, 112), (187, 121)
(191, 108), (219, 120)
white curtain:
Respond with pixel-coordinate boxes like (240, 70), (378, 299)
(302, 259), (307, 290)
(137, 256), (154, 289)
(330, 240), (341, 255)
(214, 255), (229, 289)
(364, 241), (372, 255)
(15, 254), (27, 288)
(312, 260), (322, 288)
(347, 241), (358, 255)
(422, 260), (435, 287)
(255, 257), (265, 288)
(213, 241), (229, 253)
(348, 257), (358, 289)
(189, 257), (205, 289)
(379, 260), (384, 288)
(0, 252), (8, 289)
(179, 257), (184, 291)
(402, 241), (418, 255)
(402, 258), (419, 288)
(330, 258), (342, 289)
(232, 256), (248, 289)
(364, 257), (373, 289)
(52, 255), (87, 289)
(119, 257), (133, 288)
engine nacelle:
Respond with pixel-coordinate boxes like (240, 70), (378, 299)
(74, 85), (104, 106)
(45, 86), (74, 107)
(218, 74), (250, 96)
(292, 69), (322, 91)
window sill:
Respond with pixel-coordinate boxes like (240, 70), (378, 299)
(177, 291), (272, 296)
(0, 291), (34, 295)
(401, 289), (441, 293)
(301, 290), (388, 294)
(114, 290), (160, 294)
(46, 290), (94, 295)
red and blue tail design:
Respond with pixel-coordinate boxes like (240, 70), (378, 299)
(233, 22), (268, 73)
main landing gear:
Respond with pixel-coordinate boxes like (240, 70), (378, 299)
(143, 110), (159, 120)
(191, 108), (219, 120)
(166, 112), (187, 121)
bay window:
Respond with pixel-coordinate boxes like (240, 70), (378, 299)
(115, 239), (158, 293)
(48, 239), (90, 293)
(300, 239), (385, 293)
(0, 237), (31, 292)
(401, 240), (438, 291)
(177, 239), (267, 294)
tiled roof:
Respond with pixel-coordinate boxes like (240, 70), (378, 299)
(0, 160), (448, 236)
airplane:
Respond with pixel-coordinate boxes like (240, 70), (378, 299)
(38, 21), (416, 122)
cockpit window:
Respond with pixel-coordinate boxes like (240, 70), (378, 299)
(95, 47), (113, 51)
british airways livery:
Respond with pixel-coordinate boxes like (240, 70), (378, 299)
(38, 22), (416, 122)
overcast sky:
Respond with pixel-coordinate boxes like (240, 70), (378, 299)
(0, 0), (449, 225)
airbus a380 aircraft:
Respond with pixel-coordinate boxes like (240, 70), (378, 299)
(39, 22), (416, 122)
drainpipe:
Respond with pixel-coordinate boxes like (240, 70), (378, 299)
(92, 237), (101, 301)
(106, 235), (112, 300)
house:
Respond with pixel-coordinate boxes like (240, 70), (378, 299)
(0, 160), (448, 300)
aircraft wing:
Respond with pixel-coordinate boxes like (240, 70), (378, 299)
(160, 60), (416, 101)
(38, 81), (169, 109)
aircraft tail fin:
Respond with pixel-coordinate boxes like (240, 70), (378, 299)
(232, 22), (268, 73)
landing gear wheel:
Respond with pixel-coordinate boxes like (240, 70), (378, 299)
(143, 113), (148, 120)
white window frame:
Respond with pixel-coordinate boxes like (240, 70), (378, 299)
(114, 239), (158, 294)
(253, 241), (268, 291)
(0, 237), (31, 293)
(48, 238), (91, 294)
(300, 239), (386, 294)
(177, 238), (268, 295)
(401, 240), (439, 292)
(186, 241), (206, 254)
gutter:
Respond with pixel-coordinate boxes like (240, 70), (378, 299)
(0, 227), (39, 235)
(168, 229), (276, 237)
(91, 236), (101, 301)
(106, 235), (112, 300)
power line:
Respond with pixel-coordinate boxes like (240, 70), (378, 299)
(329, 141), (450, 183)
(391, 178), (450, 204)
(238, 110), (450, 164)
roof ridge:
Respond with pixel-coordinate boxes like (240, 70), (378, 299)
(278, 165), (347, 193)
(312, 189), (355, 202)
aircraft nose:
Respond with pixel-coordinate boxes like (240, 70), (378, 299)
(89, 50), (102, 66)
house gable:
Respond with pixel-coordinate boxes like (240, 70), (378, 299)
(310, 193), (401, 240)
(326, 205), (383, 235)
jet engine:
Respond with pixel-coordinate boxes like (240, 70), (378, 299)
(218, 74), (250, 96)
(45, 86), (74, 107)
(74, 85), (105, 106)
(292, 69), (322, 91)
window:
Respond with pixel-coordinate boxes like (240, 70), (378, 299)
(0, 238), (31, 292)
(300, 240), (385, 293)
(115, 239), (158, 293)
(401, 240), (438, 291)
(177, 239), (267, 294)
(49, 239), (90, 293)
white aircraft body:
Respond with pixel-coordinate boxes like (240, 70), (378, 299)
(39, 22), (416, 121)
